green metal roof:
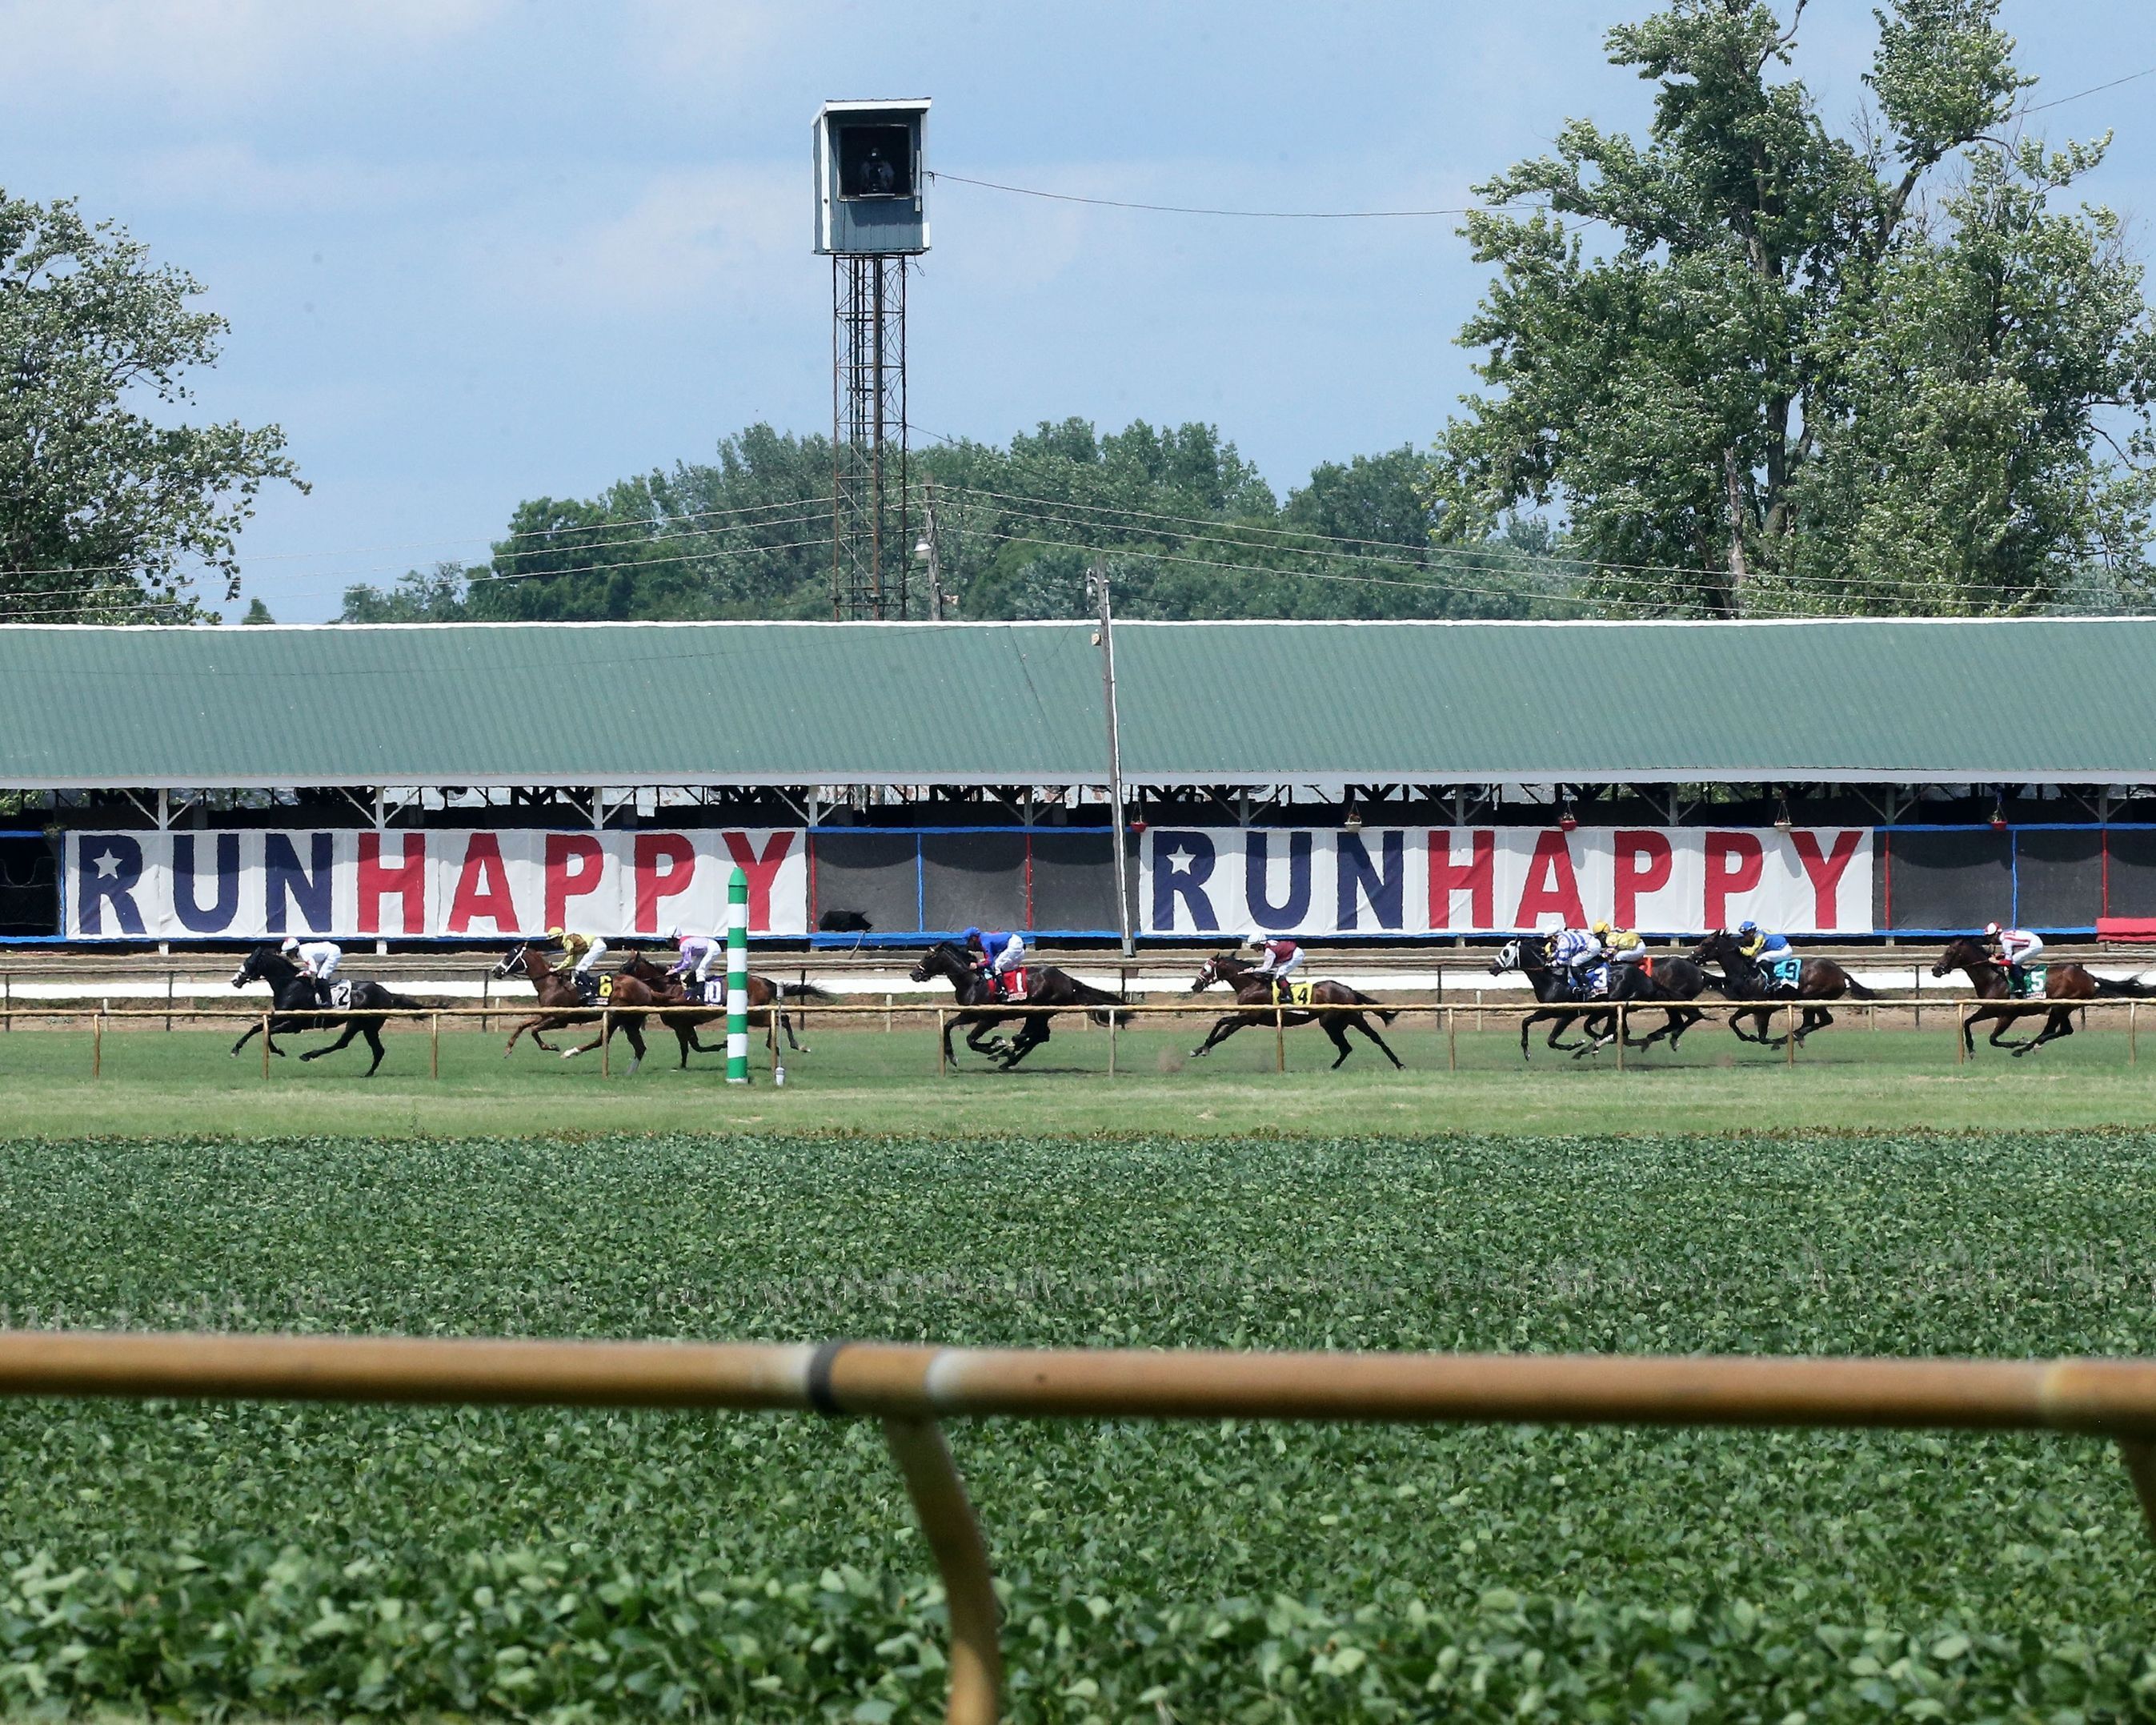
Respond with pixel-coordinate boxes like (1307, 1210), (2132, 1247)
(1, 616), (2152, 790)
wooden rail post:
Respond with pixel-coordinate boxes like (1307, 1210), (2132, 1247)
(261, 1014), (271, 1079)
(164, 970), (174, 1034)
(880, 1418), (1000, 1725)
(91, 1012), (102, 1079)
(1786, 1004), (1797, 1066)
(1955, 1003), (1966, 1066)
(2124, 1438), (2156, 1539)
(1616, 1001), (1625, 1072)
(3, 972), (10, 1033)
(1274, 998), (1285, 1073)
(430, 1013), (441, 1081)
(1107, 1001), (1117, 1077)
(2133, 1000), (2139, 1069)
(600, 1010), (611, 1078)
(1446, 1005), (1457, 1072)
(937, 1009), (947, 1077)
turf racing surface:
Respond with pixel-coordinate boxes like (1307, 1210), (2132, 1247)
(0, 1129), (2151, 1719)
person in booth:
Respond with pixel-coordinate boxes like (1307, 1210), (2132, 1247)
(962, 926), (1026, 994)
(281, 935), (343, 1007)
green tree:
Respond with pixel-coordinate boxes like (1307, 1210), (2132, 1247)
(1433, 0), (2156, 615)
(240, 596), (275, 624)
(0, 191), (303, 621)
(339, 563), (470, 623)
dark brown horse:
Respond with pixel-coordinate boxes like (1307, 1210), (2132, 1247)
(1932, 937), (2154, 1056)
(598, 953), (830, 1068)
(1689, 929), (1875, 1047)
(494, 942), (647, 1068)
(910, 941), (1126, 1070)
(228, 947), (426, 1077)
(1188, 953), (1403, 1069)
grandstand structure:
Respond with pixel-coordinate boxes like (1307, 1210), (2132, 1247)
(3, 616), (2155, 945)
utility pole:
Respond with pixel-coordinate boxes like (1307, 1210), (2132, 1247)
(920, 479), (945, 620)
(1089, 561), (1135, 957)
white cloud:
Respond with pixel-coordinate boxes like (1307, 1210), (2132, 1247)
(130, 142), (470, 215)
(475, 163), (803, 316)
(620, 0), (800, 93)
(0, 0), (507, 102)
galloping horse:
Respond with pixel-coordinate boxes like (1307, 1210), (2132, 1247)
(228, 946), (424, 1076)
(910, 941), (1125, 1070)
(593, 953), (832, 1068)
(1605, 952), (1713, 1052)
(494, 942), (646, 1069)
(1187, 953), (1402, 1069)
(1689, 930), (1874, 1046)
(1933, 937), (2153, 1056)
(1488, 937), (1616, 1058)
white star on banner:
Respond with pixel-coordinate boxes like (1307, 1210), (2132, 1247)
(93, 851), (122, 879)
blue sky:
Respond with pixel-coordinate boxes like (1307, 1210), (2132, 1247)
(3, 0), (2151, 620)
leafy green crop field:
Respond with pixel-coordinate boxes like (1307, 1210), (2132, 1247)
(8, 1019), (2156, 1137)
(0, 1130), (2151, 1719)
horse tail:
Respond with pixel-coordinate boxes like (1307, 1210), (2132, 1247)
(1349, 987), (1399, 1023)
(1841, 972), (1877, 999)
(2090, 973), (2156, 997)
(778, 980), (840, 1003)
(386, 993), (429, 1013)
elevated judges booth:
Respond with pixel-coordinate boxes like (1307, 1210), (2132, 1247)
(812, 98), (930, 256)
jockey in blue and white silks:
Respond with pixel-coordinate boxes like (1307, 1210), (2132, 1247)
(1549, 926), (1607, 996)
(1737, 921), (1799, 991)
(964, 927), (1026, 984)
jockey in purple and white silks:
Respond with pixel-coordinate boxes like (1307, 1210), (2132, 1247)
(667, 929), (723, 1001)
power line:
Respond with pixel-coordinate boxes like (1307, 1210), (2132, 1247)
(2016, 66), (2156, 117)
(926, 169), (1521, 222)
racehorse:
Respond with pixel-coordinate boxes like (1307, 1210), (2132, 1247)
(599, 952), (832, 1068)
(228, 946), (426, 1076)
(494, 942), (635, 1061)
(1605, 952), (1713, 1052)
(1689, 929), (1875, 1046)
(1932, 937), (2154, 1056)
(1187, 953), (1402, 1069)
(909, 941), (1126, 1070)
(1488, 937), (1618, 1058)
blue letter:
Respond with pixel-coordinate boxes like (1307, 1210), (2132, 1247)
(1336, 831), (1405, 931)
(76, 834), (147, 936)
(173, 833), (241, 933)
(1244, 831), (1312, 930)
(1149, 830), (1218, 933)
(264, 832), (334, 934)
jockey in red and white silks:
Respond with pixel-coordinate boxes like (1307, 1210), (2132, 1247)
(1985, 921), (2043, 988)
(1246, 933), (1304, 994)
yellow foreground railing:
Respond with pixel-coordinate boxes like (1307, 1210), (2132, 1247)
(2, 1330), (2153, 1724)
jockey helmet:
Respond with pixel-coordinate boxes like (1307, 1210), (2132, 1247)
(961, 926), (983, 946)
(547, 925), (565, 940)
(1590, 919), (1611, 937)
(667, 927), (684, 943)
(1984, 921), (2001, 937)
(1737, 920), (1757, 936)
(280, 936), (300, 954)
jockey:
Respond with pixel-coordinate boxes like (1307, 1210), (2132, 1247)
(666, 927), (722, 1002)
(1597, 919), (1649, 981)
(281, 935), (343, 1007)
(1985, 921), (2043, 993)
(547, 927), (608, 1001)
(963, 926), (1026, 991)
(1549, 925), (1606, 996)
(1245, 932), (1304, 1000)
(1737, 920), (1797, 991)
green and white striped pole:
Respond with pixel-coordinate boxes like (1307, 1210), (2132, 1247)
(725, 866), (749, 1085)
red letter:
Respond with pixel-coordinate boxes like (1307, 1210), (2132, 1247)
(635, 832), (697, 933)
(720, 830), (796, 932)
(357, 832), (427, 936)
(1427, 829), (1494, 929)
(544, 833), (606, 932)
(1704, 831), (1765, 930)
(1513, 829), (1587, 929)
(447, 832), (522, 934)
(1790, 828), (1863, 929)
(1613, 830), (1673, 929)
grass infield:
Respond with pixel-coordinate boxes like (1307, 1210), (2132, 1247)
(2, 1012), (2156, 1135)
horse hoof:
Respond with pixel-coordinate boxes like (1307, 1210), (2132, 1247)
(561, 1049), (582, 1060)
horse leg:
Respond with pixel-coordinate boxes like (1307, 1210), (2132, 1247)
(1191, 1014), (1245, 1058)
(300, 1018), (363, 1061)
(1322, 1015), (1355, 1068)
(1349, 1013), (1404, 1069)
(1799, 1006), (1832, 1043)
(230, 1019), (260, 1057)
(361, 1021), (387, 1076)
(2013, 1006), (2072, 1056)
(1545, 1011), (1585, 1053)
(1000, 1017), (1048, 1069)
(623, 1020), (646, 1076)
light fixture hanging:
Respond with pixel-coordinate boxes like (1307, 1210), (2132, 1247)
(1773, 792), (1793, 832)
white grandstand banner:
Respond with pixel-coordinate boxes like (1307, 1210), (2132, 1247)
(1141, 827), (1873, 938)
(64, 829), (807, 941)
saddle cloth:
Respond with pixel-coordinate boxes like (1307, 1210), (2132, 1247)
(993, 967), (1028, 1000)
(1765, 955), (1801, 993)
(320, 981), (355, 1010)
(2010, 965), (2047, 1000)
(1569, 964), (1610, 1001)
(573, 973), (611, 1006)
(1270, 979), (1316, 1008)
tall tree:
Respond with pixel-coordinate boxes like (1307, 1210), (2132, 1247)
(0, 192), (303, 621)
(1433, 0), (2156, 614)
